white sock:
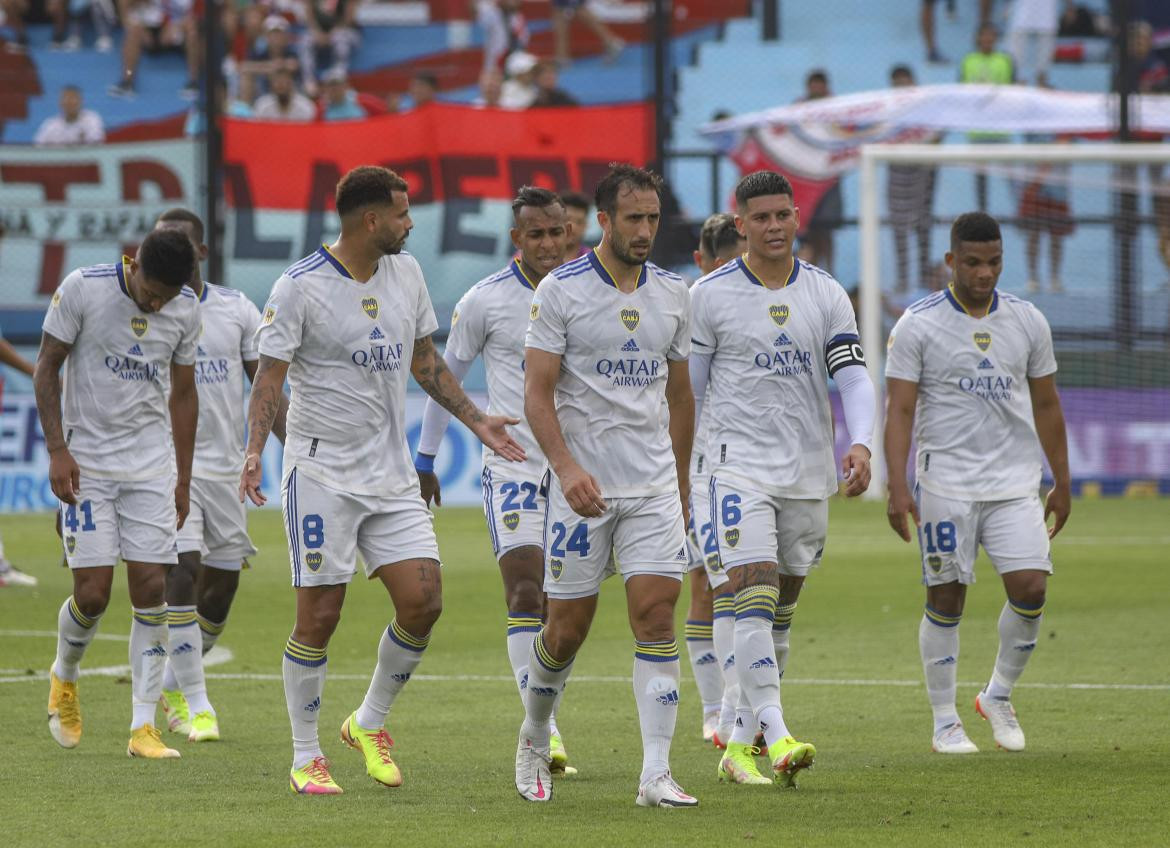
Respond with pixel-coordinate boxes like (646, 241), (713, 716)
(986, 599), (1043, 700)
(52, 596), (102, 682)
(762, 600), (797, 741)
(166, 605), (212, 714)
(520, 630), (573, 751)
(129, 606), (168, 730)
(684, 618), (723, 715)
(283, 635), (327, 769)
(505, 611), (542, 704)
(733, 585), (784, 748)
(712, 593), (738, 743)
(920, 606), (962, 733)
(355, 620), (429, 730)
(632, 640), (680, 785)
(197, 613), (226, 655)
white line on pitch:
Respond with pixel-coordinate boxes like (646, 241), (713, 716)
(0, 647), (233, 684)
(0, 629), (129, 642)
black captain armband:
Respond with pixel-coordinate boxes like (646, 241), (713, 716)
(825, 334), (866, 376)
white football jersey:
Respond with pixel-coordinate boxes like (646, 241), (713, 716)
(691, 256), (859, 500)
(690, 404), (710, 479)
(256, 247), (439, 498)
(525, 250), (690, 499)
(885, 287), (1057, 501)
(42, 259), (200, 480)
(446, 259), (545, 481)
(191, 283), (262, 482)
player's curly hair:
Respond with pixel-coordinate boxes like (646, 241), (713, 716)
(950, 212), (1002, 249)
(156, 207), (204, 244)
(594, 163), (662, 217)
(734, 170), (794, 207)
(511, 186), (564, 221)
(335, 166), (409, 217)
(699, 212), (742, 260)
(138, 228), (197, 289)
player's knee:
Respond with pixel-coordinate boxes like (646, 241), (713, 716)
(298, 604), (342, 644)
(166, 567), (197, 605)
(1010, 580), (1046, 609)
(506, 579), (543, 615)
(73, 586), (110, 619)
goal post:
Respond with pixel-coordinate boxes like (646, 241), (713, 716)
(857, 142), (1170, 499)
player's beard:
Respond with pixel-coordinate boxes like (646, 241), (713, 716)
(377, 231), (408, 256)
(610, 230), (653, 266)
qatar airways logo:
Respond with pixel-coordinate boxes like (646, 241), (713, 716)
(958, 374), (1013, 401)
(753, 348), (813, 377)
(195, 356), (231, 385)
(351, 326), (403, 373)
(595, 356), (660, 388)
(104, 354), (159, 382)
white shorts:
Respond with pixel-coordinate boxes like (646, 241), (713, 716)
(543, 475), (688, 600)
(687, 475), (728, 590)
(61, 473), (178, 568)
(915, 486), (1053, 587)
(176, 477), (258, 571)
(709, 476), (828, 577)
(481, 468), (546, 560)
(282, 467), (440, 588)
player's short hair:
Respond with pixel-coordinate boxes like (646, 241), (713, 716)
(156, 207), (205, 244)
(511, 186), (565, 221)
(699, 212), (741, 259)
(734, 170), (794, 207)
(950, 211), (1002, 250)
(593, 163), (662, 217)
(138, 228), (197, 289)
(335, 166), (409, 217)
(559, 190), (591, 213)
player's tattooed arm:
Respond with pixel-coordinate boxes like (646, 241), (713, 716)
(243, 358), (289, 443)
(34, 332), (80, 503)
(239, 354), (291, 505)
(412, 335), (526, 462)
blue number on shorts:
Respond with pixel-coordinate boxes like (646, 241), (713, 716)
(923, 521), (957, 553)
(63, 501), (97, 533)
(550, 521), (590, 558)
(721, 494), (742, 526)
(302, 514), (325, 549)
(501, 482), (540, 512)
(701, 521), (718, 556)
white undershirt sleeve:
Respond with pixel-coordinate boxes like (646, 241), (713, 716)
(416, 350), (475, 458)
(833, 362), (876, 452)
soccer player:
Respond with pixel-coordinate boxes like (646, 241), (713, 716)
(690, 170), (876, 787)
(884, 211), (1070, 754)
(0, 330), (37, 588)
(240, 166), (524, 795)
(560, 190), (592, 260)
(36, 228), (200, 759)
(152, 208), (288, 743)
(414, 187), (575, 771)
(515, 164), (698, 808)
(684, 213), (745, 746)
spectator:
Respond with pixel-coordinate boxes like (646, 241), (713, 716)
(550, 0), (623, 68)
(1130, 20), (1170, 93)
(299, 0), (362, 96)
(500, 50), (538, 109)
(241, 15), (301, 97)
(1017, 131), (1073, 294)
(921, 0), (994, 64)
(1138, 0), (1170, 68)
(960, 23), (1015, 210)
(478, 0), (529, 72)
(34, 85), (105, 145)
(1, 0), (29, 51)
(108, 0), (200, 100)
(886, 65), (936, 293)
(253, 67), (316, 120)
(320, 68), (366, 120)
(1006, 0), (1059, 85)
(560, 190), (592, 259)
(531, 60), (577, 107)
(406, 72), (438, 109)
(50, 0), (115, 52)
(796, 69), (839, 273)
(185, 79), (253, 136)
(474, 67), (504, 108)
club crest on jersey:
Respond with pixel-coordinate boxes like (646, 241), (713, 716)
(451, 309), (460, 327)
(927, 555), (943, 574)
(66, 536), (76, 554)
(361, 297), (379, 319)
(263, 305), (276, 325)
(620, 307), (640, 331)
(724, 528), (740, 548)
(530, 301), (540, 321)
(503, 512), (520, 531)
(769, 304), (790, 326)
(974, 331), (992, 351)
(51, 290), (62, 308)
(130, 316), (148, 338)
(550, 559), (563, 581)
(305, 552), (323, 572)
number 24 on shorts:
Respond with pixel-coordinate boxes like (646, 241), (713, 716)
(549, 521), (590, 557)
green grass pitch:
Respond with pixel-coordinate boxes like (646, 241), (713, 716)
(1, 498), (1167, 847)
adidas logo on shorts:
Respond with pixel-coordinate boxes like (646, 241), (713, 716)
(674, 546), (688, 561)
(621, 338), (640, 352)
(369, 326), (386, 341)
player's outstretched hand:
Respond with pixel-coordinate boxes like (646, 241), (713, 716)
(1045, 483), (1070, 538)
(886, 487), (921, 542)
(48, 447), (81, 505)
(841, 445), (872, 498)
(175, 481), (190, 530)
(240, 452), (266, 506)
(419, 470), (442, 507)
(561, 463), (606, 518)
(474, 414), (527, 463)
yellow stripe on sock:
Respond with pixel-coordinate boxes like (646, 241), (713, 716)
(390, 619), (430, 650)
(1009, 602), (1044, 619)
(196, 614), (225, 635)
(284, 637), (326, 661)
(68, 597), (96, 629)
